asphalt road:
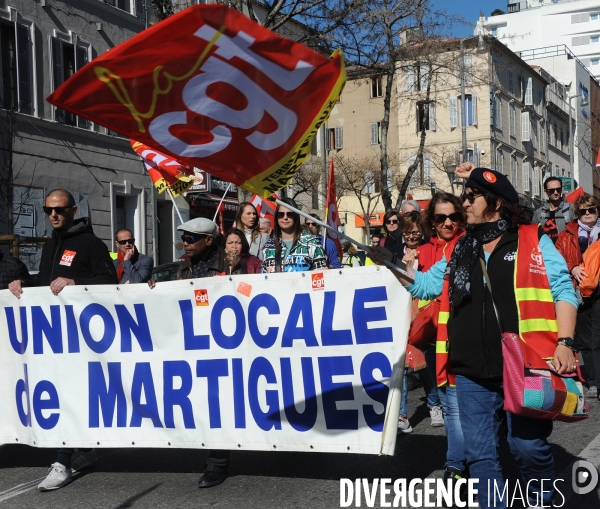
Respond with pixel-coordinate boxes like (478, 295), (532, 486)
(1, 383), (599, 509)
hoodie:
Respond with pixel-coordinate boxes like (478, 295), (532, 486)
(31, 218), (117, 287)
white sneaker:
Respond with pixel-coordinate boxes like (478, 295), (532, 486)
(398, 417), (413, 433)
(430, 406), (444, 427)
(38, 463), (72, 491)
(71, 449), (97, 472)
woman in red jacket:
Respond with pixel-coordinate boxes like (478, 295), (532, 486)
(414, 192), (467, 485)
(556, 194), (600, 399)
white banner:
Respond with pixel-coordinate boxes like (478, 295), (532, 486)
(0, 267), (410, 456)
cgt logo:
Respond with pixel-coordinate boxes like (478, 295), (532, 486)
(311, 273), (325, 290)
(194, 289), (209, 306)
(531, 247), (543, 266)
(573, 460), (599, 495)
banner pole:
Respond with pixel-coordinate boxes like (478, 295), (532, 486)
(213, 183), (232, 222)
(167, 188), (184, 225)
(273, 198), (413, 282)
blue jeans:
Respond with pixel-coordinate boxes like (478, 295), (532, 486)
(455, 375), (555, 509)
(424, 346), (466, 473)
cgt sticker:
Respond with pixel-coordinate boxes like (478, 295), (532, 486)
(59, 250), (77, 266)
(311, 273), (324, 291)
(194, 289), (209, 306)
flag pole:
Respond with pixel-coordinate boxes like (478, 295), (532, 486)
(167, 188), (184, 225)
(213, 183), (232, 222)
(273, 198), (413, 281)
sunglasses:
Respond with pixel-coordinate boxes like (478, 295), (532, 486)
(578, 207), (598, 216)
(386, 219), (399, 225)
(403, 230), (421, 237)
(545, 187), (562, 194)
(461, 192), (483, 204)
(43, 206), (72, 215)
(305, 221), (317, 227)
(277, 212), (295, 219)
(116, 238), (135, 245)
(433, 212), (461, 224)
(181, 234), (206, 244)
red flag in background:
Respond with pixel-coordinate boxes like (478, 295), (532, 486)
(565, 186), (584, 204)
(325, 158), (342, 259)
(131, 140), (194, 197)
(249, 193), (277, 229)
(46, 5), (345, 197)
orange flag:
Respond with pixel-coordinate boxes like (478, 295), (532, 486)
(131, 140), (194, 197)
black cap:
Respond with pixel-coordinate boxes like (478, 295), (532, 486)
(464, 168), (519, 204)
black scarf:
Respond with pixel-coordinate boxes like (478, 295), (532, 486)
(448, 219), (508, 307)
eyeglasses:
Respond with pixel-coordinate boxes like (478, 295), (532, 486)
(403, 230), (421, 237)
(277, 212), (295, 219)
(386, 219), (399, 225)
(181, 234), (206, 244)
(578, 207), (598, 216)
(545, 187), (562, 195)
(461, 192), (483, 204)
(43, 206), (72, 215)
(433, 212), (461, 224)
(116, 238), (135, 245)
(305, 221), (317, 227)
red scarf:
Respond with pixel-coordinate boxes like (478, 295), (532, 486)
(117, 247), (138, 282)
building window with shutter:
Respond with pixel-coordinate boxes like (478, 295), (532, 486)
(0, 20), (33, 115)
(51, 35), (91, 129)
(533, 165), (540, 196)
(370, 122), (381, 145)
(511, 155), (518, 187)
(326, 126), (343, 150)
(461, 95), (476, 126)
(509, 103), (516, 136)
(521, 111), (530, 142)
(523, 161), (530, 192)
(496, 150), (504, 174)
(371, 76), (383, 98)
(494, 96), (502, 129)
(416, 102), (436, 131)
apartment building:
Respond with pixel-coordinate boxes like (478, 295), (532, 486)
(0, 1), (204, 270)
(328, 35), (571, 242)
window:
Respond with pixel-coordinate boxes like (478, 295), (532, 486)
(555, 164), (559, 177)
(511, 155), (518, 187)
(491, 26), (498, 37)
(407, 155), (432, 186)
(572, 36), (591, 46)
(592, 36), (600, 43)
(524, 77), (533, 106)
(325, 126), (343, 150)
(459, 94), (477, 126)
(559, 128), (564, 150)
(457, 53), (472, 86)
(572, 13), (591, 23)
(521, 111), (530, 141)
(406, 62), (429, 92)
(51, 34), (91, 128)
(371, 76), (383, 98)
(540, 121), (545, 151)
(510, 103), (516, 136)
(408, 156), (417, 187)
(363, 171), (375, 194)
(533, 165), (540, 196)
(592, 13), (599, 21)
(523, 161), (530, 192)
(509, 68), (514, 94)
(0, 20), (33, 114)
(531, 120), (537, 149)
(416, 101), (436, 131)
(592, 59), (600, 66)
(494, 96), (502, 129)
(370, 122), (381, 145)
(449, 96), (458, 128)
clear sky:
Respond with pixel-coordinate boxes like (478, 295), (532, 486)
(435, 0), (509, 37)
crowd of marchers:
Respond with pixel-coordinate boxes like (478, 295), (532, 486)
(0, 163), (598, 508)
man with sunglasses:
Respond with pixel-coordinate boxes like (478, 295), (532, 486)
(113, 229), (153, 284)
(148, 217), (230, 488)
(532, 176), (575, 244)
(8, 189), (117, 491)
(304, 213), (341, 268)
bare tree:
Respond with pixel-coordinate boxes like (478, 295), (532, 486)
(334, 154), (382, 241)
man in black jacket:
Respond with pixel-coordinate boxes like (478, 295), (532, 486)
(9, 189), (117, 492)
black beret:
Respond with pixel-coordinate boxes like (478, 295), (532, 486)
(464, 168), (519, 204)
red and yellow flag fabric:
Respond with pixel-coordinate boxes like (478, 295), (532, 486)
(325, 158), (342, 258)
(249, 193), (277, 229)
(131, 140), (194, 197)
(47, 5), (345, 197)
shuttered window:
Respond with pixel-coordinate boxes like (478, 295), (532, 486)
(0, 20), (33, 114)
(370, 122), (380, 145)
(522, 111), (530, 141)
(523, 161), (530, 192)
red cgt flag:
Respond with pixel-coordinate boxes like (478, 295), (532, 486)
(249, 193), (277, 229)
(47, 5), (345, 197)
(325, 158), (342, 259)
(131, 140), (194, 197)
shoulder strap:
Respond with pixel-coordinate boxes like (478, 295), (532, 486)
(479, 258), (505, 333)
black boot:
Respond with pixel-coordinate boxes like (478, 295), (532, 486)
(440, 467), (467, 508)
(198, 466), (227, 488)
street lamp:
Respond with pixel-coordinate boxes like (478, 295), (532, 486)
(445, 164), (457, 193)
(568, 92), (589, 193)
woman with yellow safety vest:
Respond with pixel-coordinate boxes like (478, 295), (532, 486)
(369, 164), (577, 509)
